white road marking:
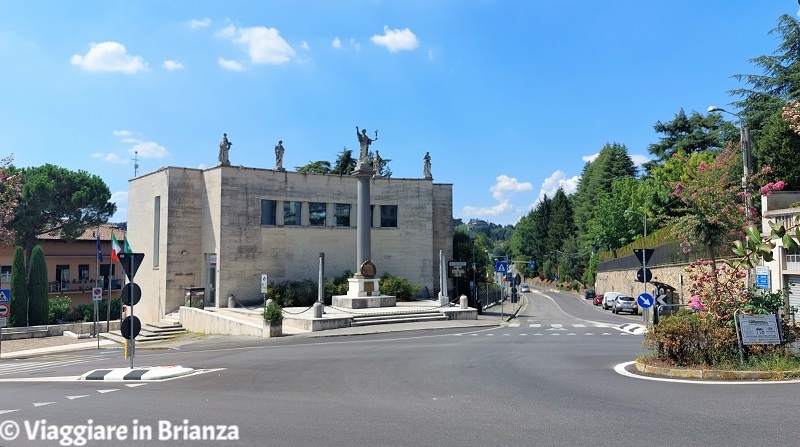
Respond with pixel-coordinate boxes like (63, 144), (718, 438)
(614, 361), (800, 385)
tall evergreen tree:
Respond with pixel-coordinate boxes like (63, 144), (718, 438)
(27, 245), (49, 326)
(9, 246), (28, 327)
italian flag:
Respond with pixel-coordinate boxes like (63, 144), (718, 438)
(111, 233), (122, 262)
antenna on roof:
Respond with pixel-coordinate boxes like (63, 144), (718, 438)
(133, 151), (139, 177)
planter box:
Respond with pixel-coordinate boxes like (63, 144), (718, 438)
(263, 320), (282, 338)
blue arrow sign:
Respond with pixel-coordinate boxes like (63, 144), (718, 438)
(637, 293), (654, 309)
(494, 261), (508, 273)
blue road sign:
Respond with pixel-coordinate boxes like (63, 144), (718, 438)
(494, 261), (508, 273)
(0, 289), (9, 303)
(637, 293), (654, 309)
(529, 261), (536, 269)
(756, 274), (769, 289)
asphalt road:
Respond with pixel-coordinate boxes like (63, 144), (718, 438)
(1, 288), (799, 446)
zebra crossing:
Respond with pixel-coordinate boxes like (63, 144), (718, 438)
(458, 321), (641, 337)
(0, 355), (102, 377)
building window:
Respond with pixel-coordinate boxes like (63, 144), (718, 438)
(334, 203), (351, 227)
(56, 265), (70, 291)
(284, 201), (301, 226)
(154, 196), (161, 268)
(381, 205), (398, 228)
(309, 202), (327, 226)
(0, 266), (10, 283)
(261, 199), (277, 226)
(79, 264), (90, 280)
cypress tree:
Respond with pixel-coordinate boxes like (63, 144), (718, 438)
(27, 245), (49, 326)
(9, 246), (28, 327)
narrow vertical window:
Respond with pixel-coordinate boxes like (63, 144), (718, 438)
(380, 205), (398, 228)
(261, 199), (277, 225)
(309, 202), (327, 226)
(334, 203), (351, 227)
(153, 195), (161, 267)
(284, 201), (301, 226)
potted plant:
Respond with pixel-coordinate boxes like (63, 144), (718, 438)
(263, 302), (283, 337)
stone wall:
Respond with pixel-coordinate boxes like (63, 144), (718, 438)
(595, 263), (688, 302)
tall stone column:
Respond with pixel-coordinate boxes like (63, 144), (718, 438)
(355, 172), (371, 276)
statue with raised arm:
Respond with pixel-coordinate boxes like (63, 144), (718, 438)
(218, 133), (232, 166)
(356, 126), (377, 170)
(373, 150), (382, 176)
(275, 140), (285, 170)
(423, 151), (432, 179)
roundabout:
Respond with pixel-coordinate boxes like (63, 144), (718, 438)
(615, 360), (800, 384)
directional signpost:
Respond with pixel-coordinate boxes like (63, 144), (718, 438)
(118, 252), (145, 367)
(755, 266), (769, 290)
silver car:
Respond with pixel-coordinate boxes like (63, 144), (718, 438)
(520, 284), (531, 293)
(612, 295), (638, 314)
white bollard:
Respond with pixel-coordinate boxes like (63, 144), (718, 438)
(459, 295), (468, 309)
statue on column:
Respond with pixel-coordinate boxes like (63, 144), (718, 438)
(275, 140), (285, 170)
(356, 126), (377, 170)
(423, 151), (432, 179)
(373, 150), (382, 176)
(218, 133), (232, 166)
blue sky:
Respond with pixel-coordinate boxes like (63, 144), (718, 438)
(1, 1), (797, 225)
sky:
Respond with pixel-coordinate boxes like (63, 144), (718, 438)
(1, 1), (799, 226)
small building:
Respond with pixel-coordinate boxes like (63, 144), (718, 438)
(761, 191), (800, 311)
(126, 165), (453, 324)
(0, 223), (125, 307)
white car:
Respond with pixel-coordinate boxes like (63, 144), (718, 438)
(602, 292), (621, 310)
(520, 284), (531, 293)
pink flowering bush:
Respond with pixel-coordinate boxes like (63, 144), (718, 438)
(0, 155), (22, 245)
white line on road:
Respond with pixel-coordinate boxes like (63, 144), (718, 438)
(614, 361), (800, 385)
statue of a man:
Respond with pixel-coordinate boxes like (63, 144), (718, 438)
(373, 150), (382, 175)
(218, 133), (232, 166)
(356, 126), (377, 170)
(423, 151), (432, 179)
(275, 140), (284, 169)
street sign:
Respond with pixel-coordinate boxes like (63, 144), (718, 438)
(448, 261), (467, 278)
(120, 283), (142, 306)
(633, 248), (655, 265)
(0, 303), (9, 317)
(494, 261), (508, 273)
(637, 293), (654, 309)
(121, 316), (141, 339)
(260, 274), (269, 294)
(755, 266), (769, 290)
(92, 287), (103, 301)
(0, 289), (10, 303)
(636, 267), (652, 283)
(529, 261), (536, 269)
(118, 252), (145, 282)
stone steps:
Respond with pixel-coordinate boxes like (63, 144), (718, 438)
(100, 315), (185, 344)
(350, 310), (448, 327)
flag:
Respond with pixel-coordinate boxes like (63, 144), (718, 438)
(111, 233), (121, 262)
(96, 232), (103, 262)
(123, 235), (132, 253)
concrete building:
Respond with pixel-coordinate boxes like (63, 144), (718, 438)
(760, 191), (800, 312)
(127, 165), (453, 324)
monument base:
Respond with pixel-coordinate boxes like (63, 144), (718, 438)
(331, 277), (396, 308)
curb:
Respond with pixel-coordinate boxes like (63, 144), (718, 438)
(80, 366), (195, 381)
(634, 360), (800, 380)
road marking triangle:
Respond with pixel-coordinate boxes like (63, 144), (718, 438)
(67, 395), (90, 400)
(33, 402), (56, 407)
(0, 409), (20, 415)
(97, 389), (119, 394)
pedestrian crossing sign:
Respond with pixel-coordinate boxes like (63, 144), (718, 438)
(0, 289), (9, 303)
(495, 261), (508, 273)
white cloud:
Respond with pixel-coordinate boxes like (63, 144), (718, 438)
(163, 60), (184, 71)
(218, 25), (295, 64)
(463, 200), (514, 219)
(490, 175), (533, 200)
(630, 153), (651, 166)
(198, 163), (208, 170)
(91, 152), (103, 158)
(301, 41), (310, 51)
(104, 153), (128, 163)
(371, 26), (419, 52)
(110, 191), (128, 222)
(532, 170), (580, 208)
(428, 49), (433, 60)
(131, 141), (169, 158)
(218, 57), (244, 71)
(112, 130), (132, 137)
(189, 18), (211, 29)
(71, 41), (148, 74)
(582, 153), (599, 163)
(332, 37), (341, 49)
(349, 38), (361, 51)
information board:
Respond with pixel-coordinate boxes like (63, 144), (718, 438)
(739, 313), (781, 345)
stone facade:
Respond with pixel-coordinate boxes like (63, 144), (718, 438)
(595, 264), (688, 302)
(127, 166), (453, 324)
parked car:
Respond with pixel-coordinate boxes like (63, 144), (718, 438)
(612, 295), (638, 314)
(602, 292), (621, 310)
(584, 289), (596, 300)
(520, 284), (531, 293)
(593, 293), (603, 306)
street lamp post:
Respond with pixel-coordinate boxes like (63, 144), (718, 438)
(625, 209), (648, 324)
(707, 106), (753, 223)
(469, 223), (477, 309)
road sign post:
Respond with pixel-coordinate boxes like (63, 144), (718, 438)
(118, 252), (145, 368)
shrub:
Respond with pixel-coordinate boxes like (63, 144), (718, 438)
(9, 246), (28, 327)
(644, 309), (739, 366)
(379, 272), (421, 301)
(74, 299), (122, 323)
(263, 302), (283, 323)
(48, 296), (71, 324)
